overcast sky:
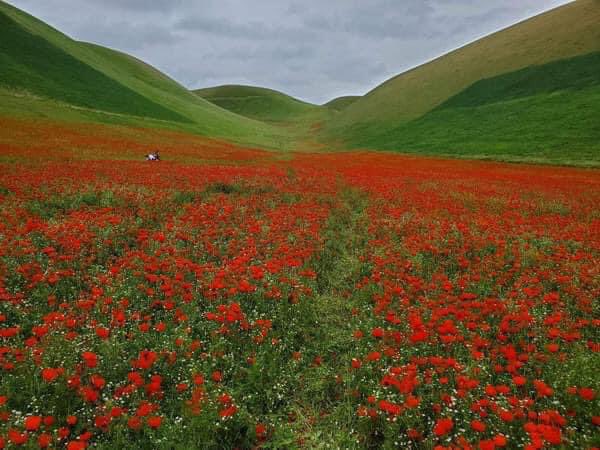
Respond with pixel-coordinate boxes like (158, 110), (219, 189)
(7, 0), (572, 104)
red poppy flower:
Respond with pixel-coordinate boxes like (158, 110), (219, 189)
(255, 423), (267, 437)
(471, 420), (486, 432)
(493, 434), (507, 447)
(110, 407), (125, 418)
(219, 405), (237, 418)
(81, 352), (98, 368)
(24, 415), (42, 431)
(366, 351), (381, 362)
(66, 416), (78, 426)
(433, 418), (453, 436)
(95, 327), (110, 340)
(90, 374), (105, 390)
(147, 416), (162, 429)
(128, 417), (142, 430)
(66, 440), (86, 450)
(94, 415), (110, 429)
(8, 429), (28, 445)
(371, 327), (384, 339)
(41, 368), (60, 383)
(37, 433), (52, 448)
(578, 387), (595, 401)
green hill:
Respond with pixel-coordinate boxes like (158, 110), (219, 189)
(348, 52), (600, 165)
(0, 0), (285, 149)
(323, 0), (600, 164)
(0, 10), (187, 123)
(194, 84), (324, 123)
(323, 96), (360, 111)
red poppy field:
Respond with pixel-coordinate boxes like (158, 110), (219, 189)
(0, 119), (599, 449)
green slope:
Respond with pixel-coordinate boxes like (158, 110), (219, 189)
(0, 10), (187, 123)
(324, 0), (600, 147)
(437, 51), (600, 109)
(194, 84), (324, 123)
(0, 1), (286, 149)
(340, 52), (600, 165)
(323, 96), (360, 111)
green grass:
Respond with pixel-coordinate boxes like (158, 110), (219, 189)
(194, 84), (324, 123)
(0, 10), (188, 122)
(195, 84), (343, 150)
(330, 51), (600, 166)
(350, 87), (600, 165)
(323, 96), (360, 111)
(324, 0), (600, 139)
(439, 51), (600, 109)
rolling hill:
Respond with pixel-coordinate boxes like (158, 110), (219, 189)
(354, 52), (600, 164)
(194, 85), (325, 123)
(322, 0), (600, 164)
(0, 0), (285, 149)
(194, 84), (338, 150)
(323, 96), (360, 111)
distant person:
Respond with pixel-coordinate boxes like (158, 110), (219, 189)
(145, 151), (161, 161)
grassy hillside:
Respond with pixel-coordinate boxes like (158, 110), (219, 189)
(324, 0), (600, 144)
(323, 96), (360, 111)
(194, 84), (324, 123)
(0, 1), (288, 149)
(340, 52), (600, 165)
(437, 51), (600, 109)
(0, 10), (187, 123)
(194, 84), (339, 150)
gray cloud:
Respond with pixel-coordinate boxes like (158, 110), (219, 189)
(82, 0), (189, 12)
(5, 0), (572, 104)
(74, 21), (184, 50)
